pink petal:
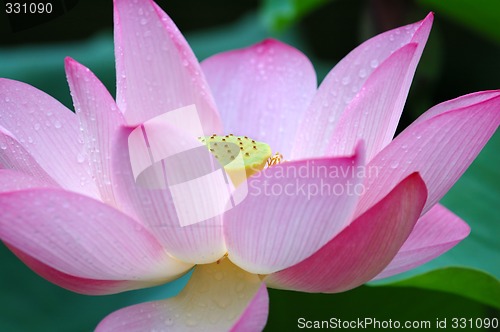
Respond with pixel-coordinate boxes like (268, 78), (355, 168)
(0, 171), (132, 295)
(355, 91), (500, 217)
(113, 0), (222, 132)
(0, 79), (99, 197)
(0, 169), (51, 192)
(230, 285), (269, 332)
(111, 126), (227, 264)
(0, 187), (192, 281)
(95, 259), (268, 332)
(326, 43), (418, 160)
(7, 245), (161, 295)
(292, 13), (433, 159)
(413, 90), (500, 123)
(224, 146), (364, 274)
(373, 204), (470, 280)
(0, 131), (58, 187)
(265, 173), (426, 292)
(201, 39), (317, 156)
(65, 57), (126, 207)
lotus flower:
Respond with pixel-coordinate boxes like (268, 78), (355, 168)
(1, 0), (499, 330)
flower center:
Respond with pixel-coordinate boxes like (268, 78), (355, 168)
(198, 134), (273, 186)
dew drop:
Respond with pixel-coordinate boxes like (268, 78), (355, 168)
(186, 318), (199, 327)
(0, 142), (7, 150)
(370, 59), (379, 68)
(54, 120), (62, 129)
(235, 281), (245, 293)
(390, 160), (399, 169)
(358, 69), (367, 78)
(341, 76), (351, 85)
(213, 295), (232, 309)
(77, 153), (85, 163)
(140, 18), (147, 25)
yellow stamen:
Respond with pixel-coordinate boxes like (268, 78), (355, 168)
(198, 134), (272, 186)
(266, 152), (284, 167)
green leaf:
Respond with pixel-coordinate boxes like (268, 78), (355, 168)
(418, 0), (500, 43)
(261, 0), (331, 32)
(0, 243), (192, 331)
(266, 284), (497, 331)
(429, 130), (500, 277)
(384, 267), (500, 310)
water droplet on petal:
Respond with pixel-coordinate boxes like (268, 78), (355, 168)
(77, 153), (85, 163)
(341, 76), (351, 85)
(390, 160), (399, 169)
(186, 318), (199, 327)
(370, 59), (379, 68)
(54, 121), (62, 129)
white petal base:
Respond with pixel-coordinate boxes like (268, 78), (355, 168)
(96, 258), (268, 331)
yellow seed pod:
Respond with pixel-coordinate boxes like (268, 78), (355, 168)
(198, 134), (272, 186)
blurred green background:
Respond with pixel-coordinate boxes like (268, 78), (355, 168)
(0, 0), (499, 330)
